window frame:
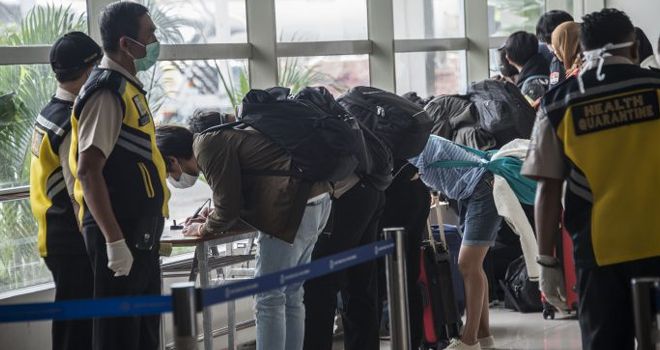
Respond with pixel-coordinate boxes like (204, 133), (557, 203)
(0, 0), (583, 295)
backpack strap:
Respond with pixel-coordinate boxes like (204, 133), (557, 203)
(74, 68), (128, 119)
(203, 121), (305, 179)
(199, 121), (245, 135)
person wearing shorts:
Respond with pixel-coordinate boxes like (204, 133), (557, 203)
(408, 135), (502, 350)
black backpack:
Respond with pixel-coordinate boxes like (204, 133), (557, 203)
(424, 94), (498, 151)
(337, 86), (433, 160)
(295, 87), (393, 190)
(228, 87), (359, 182)
(499, 256), (543, 313)
(467, 80), (536, 147)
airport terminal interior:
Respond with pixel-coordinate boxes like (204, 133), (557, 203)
(0, 0), (659, 349)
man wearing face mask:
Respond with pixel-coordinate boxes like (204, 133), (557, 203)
(156, 115), (332, 350)
(522, 8), (660, 350)
(69, 2), (169, 350)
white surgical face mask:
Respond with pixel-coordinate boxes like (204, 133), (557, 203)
(167, 161), (198, 189)
(578, 41), (634, 93)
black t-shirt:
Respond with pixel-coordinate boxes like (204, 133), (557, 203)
(549, 54), (566, 88)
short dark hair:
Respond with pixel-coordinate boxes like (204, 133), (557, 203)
(536, 10), (574, 44)
(155, 125), (194, 169)
(55, 67), (92, 83)
(188, 109), (230, 134)
(99, 1), (149, 53)
(498, 48), (519, 77)
(580, 8), (635, 51)
(504, 31), (539, 66)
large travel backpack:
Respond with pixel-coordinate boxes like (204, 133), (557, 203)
(499, 256), (543, 313)
(231, 87), (359, 182)
(295, 87), (393, 190)
(467, 80), (536, 147)
(337, 86), (433, 160)
(424, 95), (497, 150)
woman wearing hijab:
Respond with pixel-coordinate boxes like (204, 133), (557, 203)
(551, 21), (582, 79)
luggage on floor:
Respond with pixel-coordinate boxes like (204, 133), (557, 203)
(499, 255), (543, 313)
(419, 199), (464, 347)
(337, 86), (433, 159)
(431, 224), (466, 315)
(234, 87), (359, 182)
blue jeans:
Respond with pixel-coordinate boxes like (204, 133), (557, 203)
(461, 173), (502, 247)
(255, 194), (332, 350)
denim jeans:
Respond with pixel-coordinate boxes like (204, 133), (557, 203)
(255, 193), (332, 350)
(461, 173), (502, 247)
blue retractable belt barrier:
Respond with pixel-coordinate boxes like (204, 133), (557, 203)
(0, 239), (395, 323)
(0, 295), (172, 323)
(202, 238), (395, 306)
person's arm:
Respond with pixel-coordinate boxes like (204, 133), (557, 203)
(185, 134), (241, 236)
(535, 178), (563, 256)
(521, 109), (568, 309)
(77, 147), (124, 243)
(76, 91), (132, 276)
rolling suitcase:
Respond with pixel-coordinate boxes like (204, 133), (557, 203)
(419, 198), (464, 348)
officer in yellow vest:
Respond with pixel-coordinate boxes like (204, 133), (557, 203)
(522, 8), (660, 350)
(29, 31), (101, 350)
(69, 2), (169, 349)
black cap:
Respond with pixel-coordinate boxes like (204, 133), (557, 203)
(49, 31), (102, 73)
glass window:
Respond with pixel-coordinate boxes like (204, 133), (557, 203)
(277, 55), (369, 95)
(138, 59), (248, 125)
(146, 0), (247, 44)
(0, 198), (51, 293)
(396, 51), (467, 98)
(489, 48), (500, 76)
(488, 0), (544, 37)
(275, 0), (368, 42)
(393, 0), (464, 39)
(0, 64), (56, 189)
(0, 1), (87, 46)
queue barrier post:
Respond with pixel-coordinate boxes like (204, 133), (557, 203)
(632, 277), (660, 350)
(384, 227), (411, 350)
(171, 282), (199, 350)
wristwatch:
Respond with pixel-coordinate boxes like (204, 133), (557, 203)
(536, 255), (560, 268)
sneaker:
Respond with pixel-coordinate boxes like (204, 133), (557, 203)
(478, 335), (495, 349)
(332, 313), (344, 337)
(444, 338), (482, 350)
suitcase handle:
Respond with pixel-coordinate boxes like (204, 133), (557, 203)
(427, 193), (449, 251)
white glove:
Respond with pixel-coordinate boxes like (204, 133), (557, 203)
(538, 255), (568, 311)
(106, 239), (134, 277)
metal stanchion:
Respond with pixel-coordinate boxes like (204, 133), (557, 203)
(172, 282), (199, 350)
(384, 227), (411, 350)
(632, 278), (660, 350)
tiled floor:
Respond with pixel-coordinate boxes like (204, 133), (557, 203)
(335, 307), (582, 350)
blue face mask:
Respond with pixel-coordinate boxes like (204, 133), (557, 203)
(126, 37), (160, 72)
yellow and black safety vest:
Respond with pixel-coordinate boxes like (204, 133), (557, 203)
(544, 64), (660, 268)
(69, 68), (170, 231)
(29, 97), (86, 257)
